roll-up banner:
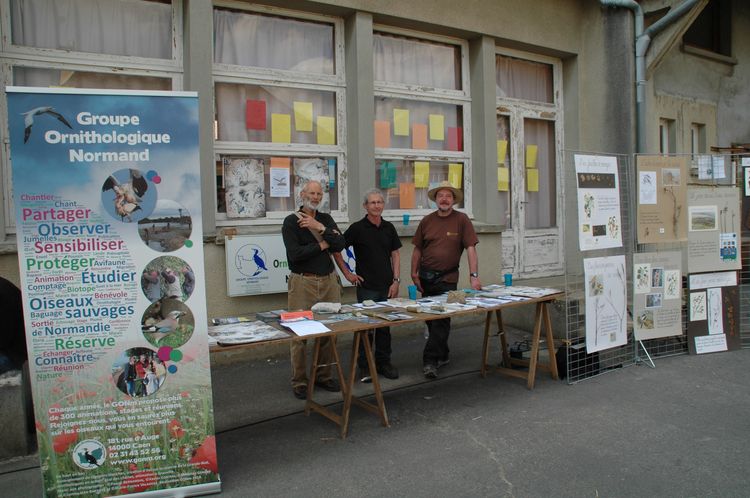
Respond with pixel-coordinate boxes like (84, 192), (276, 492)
(7, 87), (220, 497)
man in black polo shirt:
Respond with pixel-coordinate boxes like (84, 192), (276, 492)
(282, 180), (346, 399)
(335, 188), (401, 382)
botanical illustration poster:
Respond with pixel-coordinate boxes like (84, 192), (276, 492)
(584, 255), (627, 353)
(632, 251), (682, 341)
(636, 155), (688, 244)
(687, 271), (740, 354)
(574, 154), (623, 250)
(687, 187), (741, 273)
(7, 88), (220, 497)
(225, 157), (266, 218)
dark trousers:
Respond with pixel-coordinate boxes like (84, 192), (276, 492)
(422, 280), (458, 366)
(356, 287), (392, 368)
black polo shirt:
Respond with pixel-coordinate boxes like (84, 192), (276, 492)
(282, 209), (346, 275)
(344, 216), (402, 291)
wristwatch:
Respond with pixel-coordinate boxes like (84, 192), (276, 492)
(469, 272), (479, 278)
(393, 277), (401, 283)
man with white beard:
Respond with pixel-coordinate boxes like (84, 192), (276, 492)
(282, 180), (346, 399)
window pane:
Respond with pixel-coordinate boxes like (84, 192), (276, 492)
(524, 119), (555, 228)
(374, 32), (461, 90)
(496, 55), (553, 103)
(216, 83), (337, 145)
(496, 115), (511, 227)
(10, 0), (171, 59)
(13, 67), (171, 90)
(214, 8), (334, 74)
(217, 156), (338, 216)
(375, 159), (463, 210)
(374, 97), (463, 151)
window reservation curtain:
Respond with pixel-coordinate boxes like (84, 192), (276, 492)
(524, 119), (556, 229)
(496, 55), (553, 103)
(10, 0), (171, 59)
(373, 32), (460, 90)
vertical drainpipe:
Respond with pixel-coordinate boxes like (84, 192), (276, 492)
(600, 0), (701, 153)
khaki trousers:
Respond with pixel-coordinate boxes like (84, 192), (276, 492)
(288, 272), (342, 388)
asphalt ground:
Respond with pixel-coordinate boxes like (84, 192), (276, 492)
(2, 323), (749, 497)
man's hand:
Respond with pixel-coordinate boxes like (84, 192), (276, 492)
(470, 275), (482, 291)
(344, 271), (364, 286)
(411, 274), (423, 293)
(319, 240), (330, 251)
(297, 212), (325, 232)
(388, 280), (399, 298)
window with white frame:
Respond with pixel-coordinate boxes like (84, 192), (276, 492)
(0, 0), (182, 234)
(495, 51), (561, 230)
(373, 28), (470, 213)
(212, 5), (346, 225)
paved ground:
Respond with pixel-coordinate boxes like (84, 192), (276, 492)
(2, 323), (749, 497)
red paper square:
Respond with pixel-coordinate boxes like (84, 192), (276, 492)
(246, 99), (266, 130)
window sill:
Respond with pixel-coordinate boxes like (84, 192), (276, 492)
(682, 44), (737, 66)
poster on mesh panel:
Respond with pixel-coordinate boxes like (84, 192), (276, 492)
(687, 187), (741, 273)
(633, 251), (682, 341)
(575, 154), (622, 250)
(687, 271), (740, 354)
(7, 88), (220, 497)
(584, 255), (627, 353)
(636, 155), (688, 244)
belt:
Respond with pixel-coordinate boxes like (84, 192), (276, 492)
(296, 272), (326, 277)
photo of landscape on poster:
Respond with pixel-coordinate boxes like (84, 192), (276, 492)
(574, 154), (623, 251)
(687, 271), (740, 354)
(636, 155), (687, 244)
(7, 88), (220, 497)
(687, 186), (741, 273)
(632, 251), (682, 341)
(583, 255), (627, 353)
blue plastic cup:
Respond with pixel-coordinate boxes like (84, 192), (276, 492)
(504, 273), (513, 286)
(403, 213), (410, 225)
(407, 284), (417, 300)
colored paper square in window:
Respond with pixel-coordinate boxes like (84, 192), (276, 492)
(270, 157), (290, 168)
(525, 144), (538, 168)
(271, 114), (291, 143)
(447, 127), (463, 151)
(497, 140), (508, 165)
(412, 123), (428, 149)
(393, 109), (410, 136)
(414, 161), (430, 188)
(317, 116), (336, 145)
(293, 101), (313, 132)
(246, 99), (266, 130)
(399, 183), (416, 209)
(374, 120), (391, 148)
(380, 162), (397, 189)
(498, 166), (509, 191)
(448, 163), (463, 189)
(527, 168), (539, 192)
(429, 114), (445, 141)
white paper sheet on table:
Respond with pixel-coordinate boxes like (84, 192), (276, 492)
(280, 320), (331, 336)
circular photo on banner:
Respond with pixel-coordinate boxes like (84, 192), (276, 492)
(141, 256), (195, 303)
(141, 299), (194, 349)
(100, 168), (156, 223)
(111, 347), (168, 398)
(137, 199), (193, 252)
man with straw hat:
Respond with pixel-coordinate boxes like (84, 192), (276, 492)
(411, 181), (481, 379)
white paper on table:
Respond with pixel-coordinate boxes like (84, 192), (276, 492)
(280, 320), (331, 336)
(351, 302), (386, 309)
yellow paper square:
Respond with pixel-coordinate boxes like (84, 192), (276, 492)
(393, 109), (410, 136)
(525, 144), (538, 168)
(414, 161), (430, 188)
(497, 140), (508, 165)
(429, 114), (445, 141)
(293, 101), (313, 132)
(271, 113), (291, 143)
(526, 168), (539, 192)
(317, 116), (335, 145)
(498, 166), (509, 191)
(448, 163), (463, 189)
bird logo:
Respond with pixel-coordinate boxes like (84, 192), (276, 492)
(102, 169), (149, 222)
(235, 244), (268, 278)
(22, 106), (73, 143)
(73, 440), (106, 470)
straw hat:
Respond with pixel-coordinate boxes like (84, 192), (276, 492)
(427, 181), (463, 204)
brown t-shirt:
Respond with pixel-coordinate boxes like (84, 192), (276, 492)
(412, 210), (478, 283)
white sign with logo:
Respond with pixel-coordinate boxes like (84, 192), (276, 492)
(225, 234), (355, 296)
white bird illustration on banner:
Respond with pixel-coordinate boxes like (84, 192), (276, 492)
(22, 106), (73, 143)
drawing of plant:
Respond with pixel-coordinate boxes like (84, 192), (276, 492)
(607, 216), (619, 238)
(588, 274), (604, 297)
(666, 272), (678, 297)
(636, 265), (650, 289)
(691, 293), (706, 318)
(583, 193), (594, 219)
